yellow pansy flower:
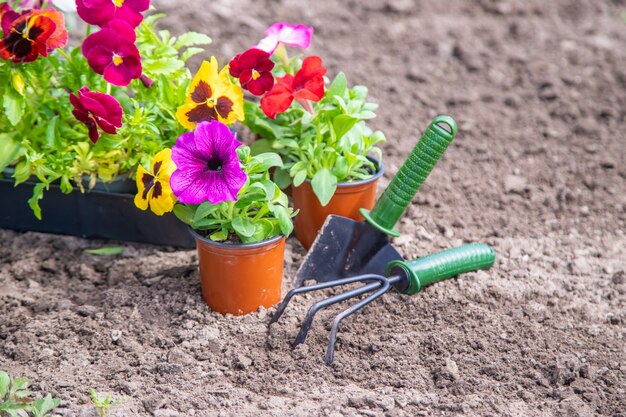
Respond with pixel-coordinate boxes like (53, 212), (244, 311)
(176, 57), (244, 130)
(134, 148), (177, 216)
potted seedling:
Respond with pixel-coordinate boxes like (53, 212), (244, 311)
(0, 0), (213, 246)
(135, 118), (294, 315)
(229, 23), (386, 249)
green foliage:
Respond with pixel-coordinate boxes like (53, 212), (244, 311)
(0, 371), (60, 417)
(0, 13), (211, 217)
(173, 148), (295, 243)
(88, 389), (125, 417)
(243, 72), (385, 206)
(84, 246), (125, 256)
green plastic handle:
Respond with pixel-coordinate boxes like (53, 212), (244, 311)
(386, 243), (496, 295)
(360, 115), (457, 237)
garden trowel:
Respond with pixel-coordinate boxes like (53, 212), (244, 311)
(294, 115), (458, 287)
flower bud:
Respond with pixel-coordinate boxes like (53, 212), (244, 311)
(12, 72), (25, 96)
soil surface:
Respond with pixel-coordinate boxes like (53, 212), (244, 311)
(1, 0), (625, 416)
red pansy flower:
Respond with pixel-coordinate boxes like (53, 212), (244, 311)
(70, 86), (123, 144)
(0, 8), (68, 63)
(82, 19), (142, 86)
(260, 56), (326, 119)
(76, 0), (149, 28)
(229, 48), (274, 96)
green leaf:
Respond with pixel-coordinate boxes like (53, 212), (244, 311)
(333, 156), (349, 180)
(173, 204), (195, 225)
(209, 228), (228, 241)
(45, 116), (59, 149)
(332, 115), (359, 140)
(143, 58), (184, 75)
(0, 134), (22, 172)
(181, 47), (204, 62)
(273, 167), (292, 189)
(311, 168), (337, 207)
(174, 32), (212, 49)
(27, 183), (45, 220)
(31, 394), (60, 417)
(270, 205), (293, 237)
(84, 246), (124, 256)
(3, 89), (25, 126)
(193, 202), (219, 224)
(249, 138), (273, 155)
(247, 152), (283, 174)
(248, 219), (273, 243)
(327, 72), (347, 98)
(12, 160), (31, 184)
(232, 216), (255, 238)
(0, 372), (9, 397)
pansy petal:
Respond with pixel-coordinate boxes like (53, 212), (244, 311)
(78, 91), (108, 117)
(112, 4), (143, 28)
(123, 0), (150, 12)
(105, 18), (136, 42)
(247, 72), (274, 96)
(76, 0), (114, 26)
(175, 102), (200, 130)
(86, 119), (100, 143)
(134, 164), (151, 211)
(148, 180), (176, 215)
(82, 28), (112, 57)
(104, 62), (133, 86)
(86, 45), (112, 74)
(96, 117), (118, 134)
(153, 148), (177, 179)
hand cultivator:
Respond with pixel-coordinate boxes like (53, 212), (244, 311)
(295, 115), (458, 287)
(271, 243), (496, 364)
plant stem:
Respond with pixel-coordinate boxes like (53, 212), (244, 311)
(274, 44), (290, 71)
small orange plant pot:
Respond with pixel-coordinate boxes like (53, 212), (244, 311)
(292, 159), (383, 250)
(191, 230), (286, 315)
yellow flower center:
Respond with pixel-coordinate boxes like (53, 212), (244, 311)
(206, 97), (216, 107)
(251, 69), (261, 80)
(112, 54), (123, 66)
(113, 0), (124, 7)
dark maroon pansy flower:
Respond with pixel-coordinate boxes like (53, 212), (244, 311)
(70, 86), (123, 144)
(229, 48), (274, 96)
(76, 0), (149, 28)
(82, 19), (142, 86)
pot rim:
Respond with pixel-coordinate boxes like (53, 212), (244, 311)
(302, 155), (384, 188)
(189, 228), (284, 249)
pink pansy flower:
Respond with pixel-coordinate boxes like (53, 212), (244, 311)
(76, 0), (149, 28)
(170, 121), (247, 205)
(256, 22), (313, 55)
(70, 86), (123, 144)
(82, 19), (142, 86)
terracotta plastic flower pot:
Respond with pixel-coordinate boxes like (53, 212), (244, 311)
(292, 158), (383, 250)
(191, 230), (286, 315)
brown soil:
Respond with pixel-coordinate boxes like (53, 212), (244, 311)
(1, 0), (625, 416)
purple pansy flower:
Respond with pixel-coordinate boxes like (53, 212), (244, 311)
(256, 22), (313, 55)
(170, 121), (247, 205)
(81, 19), (142, 86)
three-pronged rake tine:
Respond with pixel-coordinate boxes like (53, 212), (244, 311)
(269, 274), (387, 326)
(291, 274), (388, 348)
(325, 280), (391, 364)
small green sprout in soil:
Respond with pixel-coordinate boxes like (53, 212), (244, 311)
(88, 389), (125, 417)
(0, 371), (60, 417)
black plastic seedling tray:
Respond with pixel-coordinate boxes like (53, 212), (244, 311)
(0, 176), (194, 248)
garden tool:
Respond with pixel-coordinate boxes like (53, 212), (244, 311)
(295, 115), (458, 287)
(271, 243), (495, 364)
